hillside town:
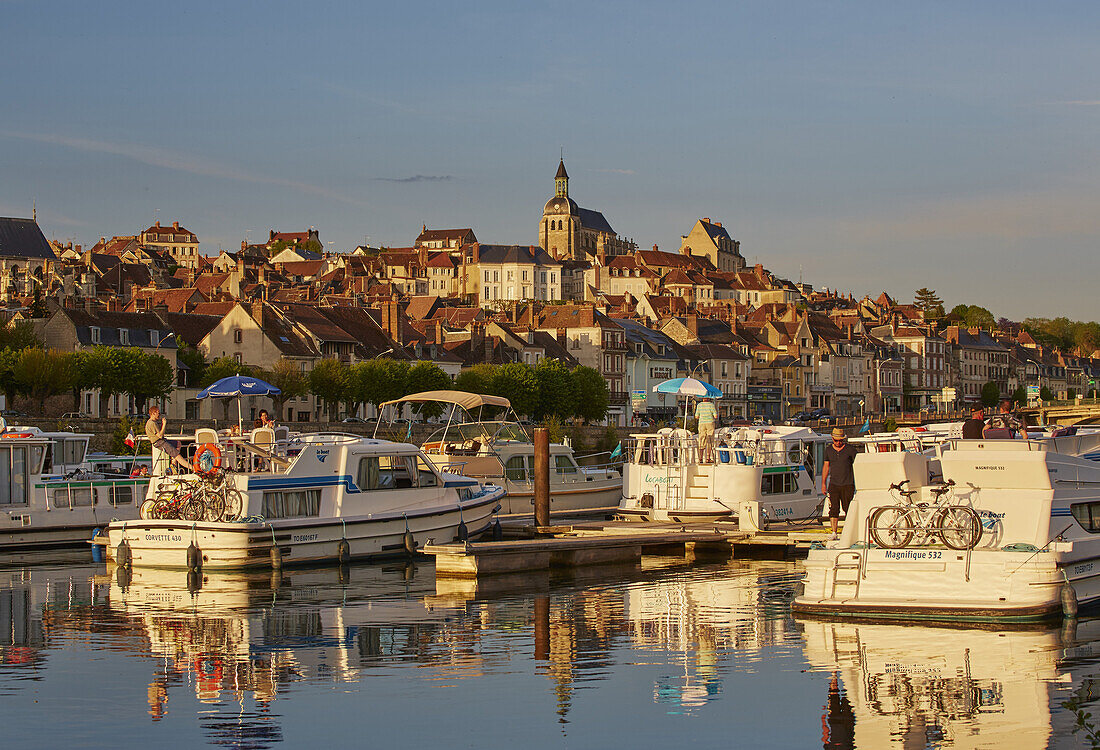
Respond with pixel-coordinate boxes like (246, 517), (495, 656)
(1, 159), (1097, 426)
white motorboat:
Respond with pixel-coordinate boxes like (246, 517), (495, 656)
(105, 432), (504, 570)
(794, 431), (1100, 622)
(377, 391), (622, 517)
(0, 429), (146, 550)
(617, 426), (831, 527)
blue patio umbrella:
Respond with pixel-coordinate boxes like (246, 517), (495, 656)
(653, 377), (723, 429)
(198, 375), (281, 430)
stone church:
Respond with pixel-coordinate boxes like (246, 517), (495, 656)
(538, 159), (636, 262)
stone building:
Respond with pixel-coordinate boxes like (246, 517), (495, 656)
(537, 159), (636, 262)
(678, 218), (745, 272)
(0, 217), (56, 303)
(140, 220), (199, 269)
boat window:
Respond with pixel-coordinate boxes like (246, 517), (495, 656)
(262, 489), (321, 518)
(554, 455), (578, 475)
(51, 484), (94, 508)
(109, 484), (138, 506)
(1071, 502), (1100, 533)
(0, 446), (29, 505)
(357, 456), (418, 490)
(358, 457), (380, 490)
(416, 456), (438, 488)
(63, 439), (86, 467)
(41, 443), (54, 473)
(761, 471), (798, 495)
(29, 445), (45, 475)
(505, 455), (528, 481)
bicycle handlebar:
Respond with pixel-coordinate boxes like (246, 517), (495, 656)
(889, 480), (910, 491)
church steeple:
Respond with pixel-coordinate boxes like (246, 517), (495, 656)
(555, 159), (569, 198)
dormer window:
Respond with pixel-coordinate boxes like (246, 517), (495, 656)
(119, 329), (129, 346)
(90, 326), (101, 344)
(150, 330), (159, 347)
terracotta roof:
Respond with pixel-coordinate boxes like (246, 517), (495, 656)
(424, 252), (457, 269)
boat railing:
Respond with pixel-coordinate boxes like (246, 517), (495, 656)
(623, 435), (810, 469)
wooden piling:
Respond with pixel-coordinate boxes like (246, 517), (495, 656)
(533, 427), (550, 528)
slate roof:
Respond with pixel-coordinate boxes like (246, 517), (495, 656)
(163, 312), (221, 346)
(477, 245), (561, 266)
(58, 309), (177, 348)
(577, 207), (614, 235)
(0, 218), (57, 260)
(700, 220), (732, 242)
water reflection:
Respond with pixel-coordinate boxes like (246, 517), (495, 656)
(1, 558), (1099, 748)
(800, 617), (1100, 748)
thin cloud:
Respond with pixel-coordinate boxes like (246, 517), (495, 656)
(593, 168), (636, 175)
(0, 131), (366, 206)
(373, 175), (453, 183)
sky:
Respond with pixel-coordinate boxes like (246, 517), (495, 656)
(3, 1), (1099, 320)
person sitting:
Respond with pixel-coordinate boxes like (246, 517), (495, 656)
(259, 409), (276, 429)
(984, 398), (1020, 439)
(961, 407), (985, 439)
(145, 405), (193, 473)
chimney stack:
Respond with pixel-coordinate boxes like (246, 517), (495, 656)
(172, 221), (179, 230)
(154, 221), (160, 228)
(703, 218), (710, 224)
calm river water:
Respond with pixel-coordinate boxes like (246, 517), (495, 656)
(1, 556), (1097, 749)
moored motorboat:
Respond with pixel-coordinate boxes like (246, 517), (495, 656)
(105, 432), (503, 570)
(377, 391), (622, 517)
(794, 431), (1100, 622)
(617, 425), (830, 527)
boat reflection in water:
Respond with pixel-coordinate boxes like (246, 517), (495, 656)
(5, 559), (1100, 748)
(800, 616), (1100, 749)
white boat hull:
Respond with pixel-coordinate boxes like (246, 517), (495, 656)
(107, 488), (503, 570)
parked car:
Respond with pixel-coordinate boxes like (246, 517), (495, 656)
(341, 416), (366, 423)
(60, 412), (87, 420)
(1, 409), (28, 420)
(809, 408), (830, 420)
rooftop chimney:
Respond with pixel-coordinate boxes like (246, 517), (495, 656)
(154, 221), (160, 228)
(702, 217), (710, 224)
(172, 221), (179, 230)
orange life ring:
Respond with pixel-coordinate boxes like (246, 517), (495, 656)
(193, 442), (222, 472)
(1, 432), (34, 439)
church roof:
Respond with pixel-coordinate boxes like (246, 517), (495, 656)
(0, 218), (56, 260)
(555, 159), (568, 180)
(577, 207), (614, 234)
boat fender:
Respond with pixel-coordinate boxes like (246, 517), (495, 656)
(270, 545), (283, 570)
(1062, 583), (1079, 619)
(404, 530), (417, 555)
(337, 538), (350, 564)
(492, 519), (503, 541)
(187, 570), (203, 594)
(186, 542), (202, 572)
(456, 520), (469, 542)
(116, 540), (132, 569)
(115, 565), (132, 590)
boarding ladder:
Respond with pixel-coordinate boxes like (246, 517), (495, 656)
(829, 551), (863, 599)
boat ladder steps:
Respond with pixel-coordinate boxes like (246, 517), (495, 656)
(829, 551), (863, 599)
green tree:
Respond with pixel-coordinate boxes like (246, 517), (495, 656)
(0, 348), (19, 409)
(73, 346), (127, 417)
(488, 362), (539, 417)
(175, 337), (207, 387)
(979, 381), (1000, 408)
(259, 358), (309, 422)
(405, 361), (452, 418)
(1040, 386), (1054, 401)
(203, 356), (253, 386)
(129, 352), (175, 412)
(13, 348), (74, 414)
(309, 358), (350, 420)
(455, 364), (495, 394)
(533, 359), (577, 420)
(950, 304), (996, 329)
(572, 366), (610, 422)
(0, 321), (39, 350)
(913, 288), (944, 319)
(1010, 386), (1026, 406)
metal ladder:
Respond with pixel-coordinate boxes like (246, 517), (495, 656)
(829, 551), (863, 599)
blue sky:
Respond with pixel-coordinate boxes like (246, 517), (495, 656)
(3, 1), (1099, 319)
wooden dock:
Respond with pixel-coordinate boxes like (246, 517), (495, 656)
(423, 520), (829, 578)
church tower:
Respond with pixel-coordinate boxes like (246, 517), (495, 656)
(539, 158), (579, 259)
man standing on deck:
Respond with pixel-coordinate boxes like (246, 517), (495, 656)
(695, 397), (718, 462)
(145, 405), (193, 473)
(821, 428), (858, 540)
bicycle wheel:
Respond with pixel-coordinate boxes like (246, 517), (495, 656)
(139, 499), (157, 520)
(937, 506), (983, 550)
(869, 505), (915, 548)
(180, 493), (205, 522)
(203, 489), (226, 522)
(221, 487), (243, 521)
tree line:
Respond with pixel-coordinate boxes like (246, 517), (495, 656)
(196, 352), (610, 423)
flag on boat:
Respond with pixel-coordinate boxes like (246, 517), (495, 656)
(610, 441), (622, 460)
(859, 419), (871, 434)
(405, 420), (413, 442)
(124, 430), (136, 448)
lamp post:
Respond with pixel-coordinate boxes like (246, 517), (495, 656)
(781, 359), (801, 421)
(875, 356), (900, 423)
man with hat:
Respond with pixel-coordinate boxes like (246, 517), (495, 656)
(821, 427), (859, 540)
(962, 407), (985, 439)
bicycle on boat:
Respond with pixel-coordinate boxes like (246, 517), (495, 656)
(140, 468), (244, 523)
(868, 479), (983, 551)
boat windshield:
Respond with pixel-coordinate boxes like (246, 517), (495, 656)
(424, 421), (531, 447)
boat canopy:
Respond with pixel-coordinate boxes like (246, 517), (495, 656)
(379, 390), (511, 411)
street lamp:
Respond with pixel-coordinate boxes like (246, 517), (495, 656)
(875, 356), (901, 421)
